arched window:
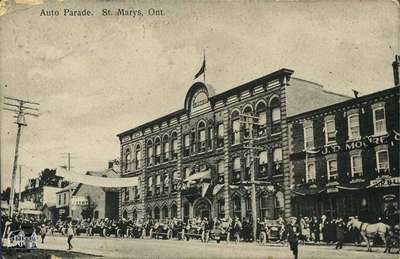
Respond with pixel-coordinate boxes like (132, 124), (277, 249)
(270, 98), (281, 134)
(146, 140), (153, 166)
(232, 157), (241, 184)
(256, 102), (267, 136)
(154, 207), (160, 220)
(125, 149), (131, 172)
(258, 151), (268, 177)
(163, 135), (169, 162)
(171, 132), (178, 160)
(198, 121), (206, 152)
(231, 111), (240, 144)
(135, 144), (141, 170)
(162, 206), (169, 219)
(154, 138), (161, 164)
(171, 204), (177, 219)
(232, 195), (241, 219)
(243, 106), (253, 139)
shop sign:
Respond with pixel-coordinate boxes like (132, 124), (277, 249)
(370, 177), (400, 188)
(306, 130), (400, 155)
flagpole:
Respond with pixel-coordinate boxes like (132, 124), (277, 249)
(203, 49), (206, 84)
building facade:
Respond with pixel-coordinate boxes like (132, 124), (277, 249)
(70, 167), (120, 220)
(288, 86), (399, 222)
(118, 68), (349, 222)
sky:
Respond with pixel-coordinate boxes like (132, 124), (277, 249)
(0, 0), (399, 191)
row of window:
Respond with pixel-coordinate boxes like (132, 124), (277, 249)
(304, 104), (388, 148)
(146, 172), (180, 197)
(305, 149), (390, 183)
(123, 98), (283, 170)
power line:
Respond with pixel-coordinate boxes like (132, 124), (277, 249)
(3, 95), (40, 217)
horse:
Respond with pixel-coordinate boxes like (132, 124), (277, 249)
(347, 217), (390, 252)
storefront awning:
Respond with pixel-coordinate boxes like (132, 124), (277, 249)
(184, 170), (211, 182)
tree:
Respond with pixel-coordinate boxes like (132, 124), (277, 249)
(38, 168), (62, 187)
(1, 187), (11, 201)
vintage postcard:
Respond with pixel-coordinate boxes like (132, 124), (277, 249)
(0, 0), (399, 258)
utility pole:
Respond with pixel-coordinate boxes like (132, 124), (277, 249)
(18, 165), (22, 212)
(3, 96), (39, 217)
(239, 113), (258, 242)
(60, 152), (77, 171)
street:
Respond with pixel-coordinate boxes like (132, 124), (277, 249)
(30, 235), (399, 259)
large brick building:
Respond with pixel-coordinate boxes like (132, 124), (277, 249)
(117, 68), (349, 222)
(288, 86), (399, 222)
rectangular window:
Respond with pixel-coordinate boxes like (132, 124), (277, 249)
(207, 127), (213, 149)
(258, 151), (268, 176)
(272, 107), (281, 122)
(218, 160), (224, 184)
(351, 155), (363, 178)
(232, 158), (241, 183)
(273, 148), (283, 175)
(147, 177), (153, 196)
(217, 124), (224, 148)
(376, 150), (389, 175)
(183, 134), (190, 157)
(259, 112), (267, 125)
(155, 175), (161, 195)
(373, 107), (386, 135)
(306, 161), (316, 183)
(304, 124), (314, 149)
(190, 131), (196, 153)
(325, 119), (336, 143)
(348, 114), (360, 139)
(327, 159), (338, 181)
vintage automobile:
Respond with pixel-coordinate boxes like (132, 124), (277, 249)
(149, 222), (173, 240)
(182, 220), (204, 241)
(209, 220), (231, 242)
(259, 219), (285, 242)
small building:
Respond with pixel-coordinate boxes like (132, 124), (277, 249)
(70, 166), (120, 220)
(56, 183), (79, 220)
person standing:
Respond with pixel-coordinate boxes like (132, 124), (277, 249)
(40, 224), (47, 244)
(67, 222), (74, 250)
(286, 218), (300, 259)
(335, 219), (345, 249)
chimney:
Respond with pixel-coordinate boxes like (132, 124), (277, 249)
(392, 55), (400, 86)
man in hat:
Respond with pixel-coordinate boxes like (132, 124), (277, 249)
(286, 217), (300, 259)
(40, 224), (47, 243)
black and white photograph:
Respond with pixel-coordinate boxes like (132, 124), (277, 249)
(0, 0), (399, 258)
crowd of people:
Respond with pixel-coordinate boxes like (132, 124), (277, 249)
(1, 212), (398, 255)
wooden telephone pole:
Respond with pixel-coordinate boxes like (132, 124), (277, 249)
(3, 96), (39, 217)
(240, 113), (265, 242)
